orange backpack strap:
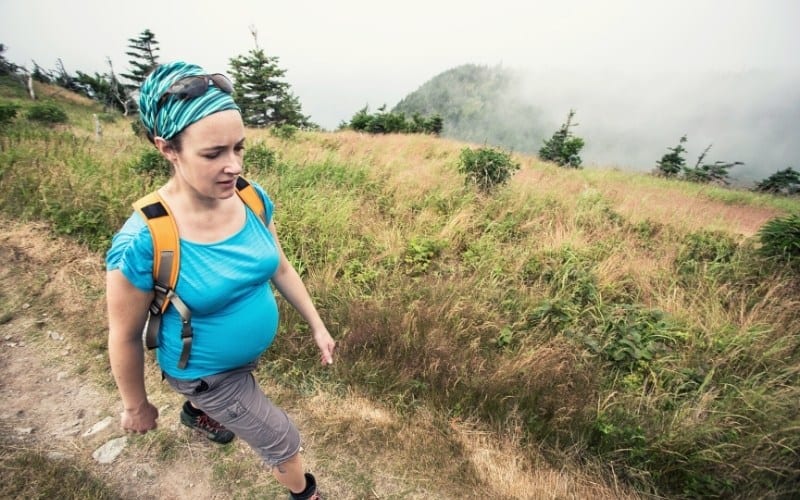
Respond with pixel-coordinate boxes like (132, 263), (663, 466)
(130, 177), (265, 370)
(132, 191), (193, 369)
(236, 176), (267, 225)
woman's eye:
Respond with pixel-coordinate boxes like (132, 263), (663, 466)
(203, 153), (220, 159)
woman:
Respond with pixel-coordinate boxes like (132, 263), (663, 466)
(106, 61), (334, 500)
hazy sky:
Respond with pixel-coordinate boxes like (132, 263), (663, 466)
(2, 0), (799, 177)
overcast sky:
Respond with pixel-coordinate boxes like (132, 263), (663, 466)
(2, 0), (799, 178)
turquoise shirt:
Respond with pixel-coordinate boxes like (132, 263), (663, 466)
(106, 184), (280, 379)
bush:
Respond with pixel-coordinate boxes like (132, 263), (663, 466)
(345, 105), (443, 136)
(270, 124), (298, 140)
(457, 146), (520, 192)
(244, 142), (278, 172)
(539, 109), (584, 168)
(130, 118), (150, 140)
(25, 103), (68, 124)
(757, 214), (800, 266)
(754, 167), (800, 195)
(130, 148), (170, 176)
(0, 101), (19, 125)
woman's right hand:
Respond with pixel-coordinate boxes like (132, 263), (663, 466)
(120, 400), (159, 433)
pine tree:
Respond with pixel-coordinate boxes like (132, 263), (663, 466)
(0, 43), (20, 75)
(228, 28), (309, 128)
(755, 167), (800, 195)
(655, 135), (687, 177)
(539, 109), (585, 168)
(682, 144), (742, 186)
(121, 29), (160, 90)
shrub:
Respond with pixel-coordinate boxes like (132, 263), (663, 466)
(130, 118), (150, 140)
(26, 103), (68, 125)
(130, 148), (170, 176)
(754, 167), (800, 195)
(270, 124), (298, 140)
(403, 237), (446, 274)
(0, 101), (19, 125)
(344, 105), (443, 136)
(457, 146), (520, 192)
(539, 109), (584, 168)
(244, 142), (278, 172)
(757, 214), (800, 266)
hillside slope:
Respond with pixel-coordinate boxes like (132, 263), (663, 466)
(2, 78), (799, 498)
(0, 216), (642, 499)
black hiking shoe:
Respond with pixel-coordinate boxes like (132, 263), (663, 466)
(180, 406), (235, 444)
(289, 472), (323, 500)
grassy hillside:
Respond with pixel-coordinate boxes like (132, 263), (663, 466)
(2, 77), (799, 498)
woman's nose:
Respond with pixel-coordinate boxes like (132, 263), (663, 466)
(223, 151), (243, 174)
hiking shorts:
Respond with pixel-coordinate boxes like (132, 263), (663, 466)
(164, 361), (301, 466)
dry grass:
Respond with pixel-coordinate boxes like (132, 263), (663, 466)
(0, 214), (640, 499)
(3, 85), (799, 497)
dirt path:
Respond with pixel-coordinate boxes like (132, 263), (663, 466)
(0, 218), (216, 499)
(0, 217), (642, 499)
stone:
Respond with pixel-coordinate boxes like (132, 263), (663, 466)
(92, 437), (128, 464)
(83, 416), (113, 437)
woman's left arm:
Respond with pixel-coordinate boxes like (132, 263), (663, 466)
(268, 220), (335, 365)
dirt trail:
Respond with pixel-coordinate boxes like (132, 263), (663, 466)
(0, 217), (641, 499)
(0, 218), (230, 499)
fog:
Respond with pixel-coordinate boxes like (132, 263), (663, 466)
(1, 0), (798, 183)
(506, 68), (800, 184)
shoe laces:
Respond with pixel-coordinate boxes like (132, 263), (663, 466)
(196, 414), (226, 432)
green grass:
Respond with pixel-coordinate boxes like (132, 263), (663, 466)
(2, 80), (799, 498)
(0, 446), (122, 499)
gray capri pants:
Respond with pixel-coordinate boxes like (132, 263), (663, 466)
(164, 361), (301, 466)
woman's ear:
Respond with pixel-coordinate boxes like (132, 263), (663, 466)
(154, 137), (177, 164)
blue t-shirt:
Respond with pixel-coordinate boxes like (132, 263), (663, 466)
(106, 183), (280, 379)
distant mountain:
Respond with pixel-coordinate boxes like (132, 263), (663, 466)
(392, 64), (547, 153)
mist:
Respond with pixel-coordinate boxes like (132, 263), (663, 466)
(511, 67), (800, 185)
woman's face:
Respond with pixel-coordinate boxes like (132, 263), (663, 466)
(165, 109), (246, 200)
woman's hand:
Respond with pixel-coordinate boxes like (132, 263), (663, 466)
(120, 400), (159, 433)
(313, 327), (336, 365)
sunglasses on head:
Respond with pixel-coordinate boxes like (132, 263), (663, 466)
(157, 73), (234, 109)
(153, 73), (234, 138)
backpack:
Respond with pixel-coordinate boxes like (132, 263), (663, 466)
(132, 176), (267, 369)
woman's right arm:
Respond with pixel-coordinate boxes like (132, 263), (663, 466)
(106, 269), (159, 432)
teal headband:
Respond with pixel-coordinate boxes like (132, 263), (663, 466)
(138, 61), (240, 140)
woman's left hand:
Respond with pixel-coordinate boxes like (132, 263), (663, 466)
(313, 328), (336, 365)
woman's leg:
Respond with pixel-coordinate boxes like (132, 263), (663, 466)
(164, 366), (310, 484)
(273, 452), (306, 493)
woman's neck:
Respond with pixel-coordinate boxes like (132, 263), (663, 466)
(157, 179), (245, 243)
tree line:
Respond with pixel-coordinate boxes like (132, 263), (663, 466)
(1, 34), (796, 194)
(1, 28), (443, 136)
(533, 109), (798, 196)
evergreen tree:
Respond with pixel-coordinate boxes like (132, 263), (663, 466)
(228, 28), (309, 128)
(74, 69), (127, 113)
(53, 58), (84, 93)
(655, 135), (687, 177)
(121, 29), (160, 90)
(0, 43), (20, 75)
(755, 167), (800, 195)
(30, 61), (53, 83)
(424, 115), (444, 135)
(682, 144), (742, 185)
(539, 109), (585, 168)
